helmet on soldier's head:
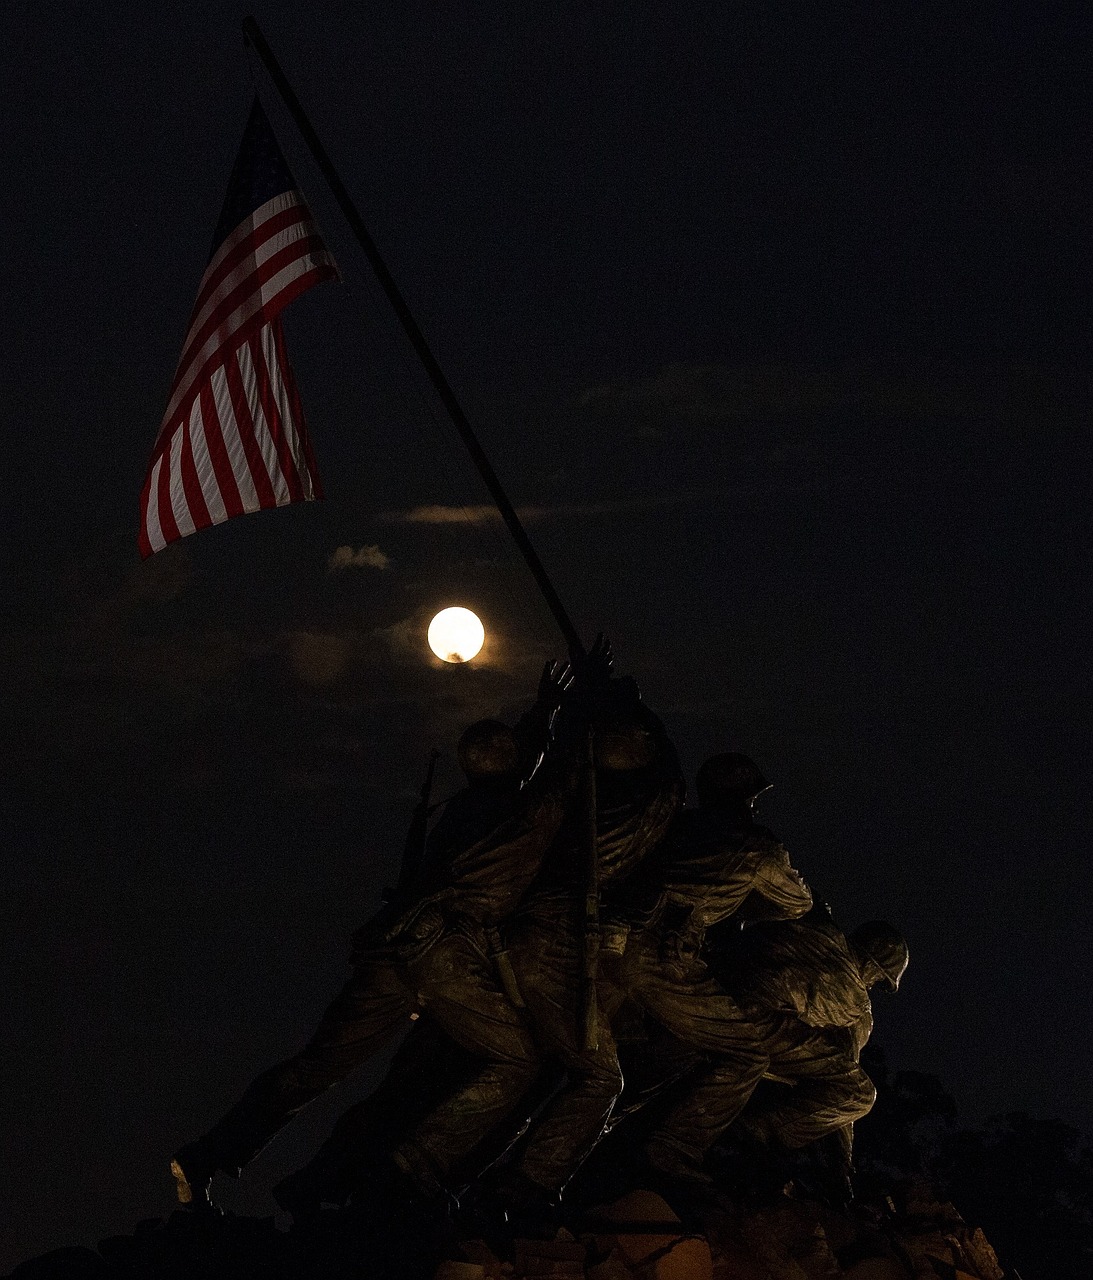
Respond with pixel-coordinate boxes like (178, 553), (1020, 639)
(590, 679), (657, 771)
(695, 753), (772, 807)
(849, 921), (909, 992)
(592, 714), (656, 771)
(457, 719), (521, 782)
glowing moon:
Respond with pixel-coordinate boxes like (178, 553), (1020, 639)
(428, 607), (485, 663)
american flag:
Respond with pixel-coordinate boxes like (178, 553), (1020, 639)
(139, 98), (338, 557)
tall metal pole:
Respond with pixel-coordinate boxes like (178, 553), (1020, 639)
(243, 17), (600, 1051)
(242, 16), (585, 664)
(577, 722), (601, 1050)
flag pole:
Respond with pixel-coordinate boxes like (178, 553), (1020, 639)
(243, 16), (601, 1052)
(241, 16), (584, 664)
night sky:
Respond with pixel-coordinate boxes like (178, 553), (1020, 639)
(2, 2), (1091, 1269)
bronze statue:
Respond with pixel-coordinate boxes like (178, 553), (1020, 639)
(173, 680), (908, 1225)
(565, 906), (906, 1210)
(416, 658), (571, 889)
(709, 910), (908, 1201)
(170, 659), (575, 1209)
(382, 645), (684, 1218)
(597, 752), (814, 1183)
(612, 906), (906, 1204)
(470, 672), (685, 1213)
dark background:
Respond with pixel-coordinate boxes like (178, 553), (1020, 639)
(2, 2), (1090, 1269)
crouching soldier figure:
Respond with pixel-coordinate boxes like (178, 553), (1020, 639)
(681, 908), (909, 1205)
(604, 752), (814, 1184)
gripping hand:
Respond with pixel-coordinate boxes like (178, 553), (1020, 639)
(538, 658), (574, 710)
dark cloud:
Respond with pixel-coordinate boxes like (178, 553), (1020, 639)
(577, 358), (1074, 429)
(377, 494), (694, 524)
(326, 544), (390, 572)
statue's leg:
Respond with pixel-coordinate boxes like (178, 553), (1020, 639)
(612, 1025), (703, 1128)
(393, 924), (542, 1189)
(274, 1018), (481, 1210)
(195, 946), (417, 1175)
(731, 1027), (873, 1208)
(755, 1027), (876, 1150)
(561, 1022), (704, 1209)
(624, 934), (772, 1178)
(504, 910), (623, 1199)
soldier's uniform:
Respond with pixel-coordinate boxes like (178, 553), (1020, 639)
(607, 803), (814, 1178)
(277, 697), (594, 1208)
(174, 677), (575, 1201)
(486, 678), (685, 1202)
(714, 914), (904, 1155)
(417, 691), (558, 887)
(310, 671), (682, 1206)
(649, 911), (905, 1181)
(387, 715), (587, 1190)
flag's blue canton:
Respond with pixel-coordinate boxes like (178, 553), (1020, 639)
(208, 98), (297, 261)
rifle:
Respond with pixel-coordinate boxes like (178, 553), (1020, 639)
(577, 721), (600, 1050)
(389, 749), (441, 899)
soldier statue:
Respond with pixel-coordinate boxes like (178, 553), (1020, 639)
(403, 651), (686, 1218)
(171, 673), (909, 1224)
(706, 909), (908, 1204)
(595, 752), (813, 1184)
(170, 656), (576, 1209)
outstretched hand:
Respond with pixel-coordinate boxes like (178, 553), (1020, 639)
(584, 632), (614, 687)
(538, 658), (574, 709)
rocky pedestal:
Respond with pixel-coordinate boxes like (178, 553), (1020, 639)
(6, 1178), (1006, 1280)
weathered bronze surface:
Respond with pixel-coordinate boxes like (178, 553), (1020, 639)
(172, 659), (576, 1206)
(172, 655), (906, 1224)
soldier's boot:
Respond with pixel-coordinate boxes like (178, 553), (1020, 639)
(643, 1134), (713, 1185)
(636, 1136), (723, 1220)
(390, 1143), (461, 1214)
(790, 1129), (854, 1211)
(170, 1140), (224, 1213)
(172, 1077), (303, 1212)
(486, 1165), (559, 1239)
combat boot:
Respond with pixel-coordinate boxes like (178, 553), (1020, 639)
(790, 1135), (855, 1212)
(487, 1165), (559, 1239)
(170, 1141), (222, 1212)
(643, 1134), (713, 1185)
(391, 1142), (461, 1212)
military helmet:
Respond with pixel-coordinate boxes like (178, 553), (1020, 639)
(695, 753), (772, 807)
(457, 719), (520, 781)
(593, 716), (656, 771)
(849, 921), (909, 992)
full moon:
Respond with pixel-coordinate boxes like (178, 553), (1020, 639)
(428, 606), (485, 663)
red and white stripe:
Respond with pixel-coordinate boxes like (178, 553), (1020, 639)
(140, 190), (337, 557)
